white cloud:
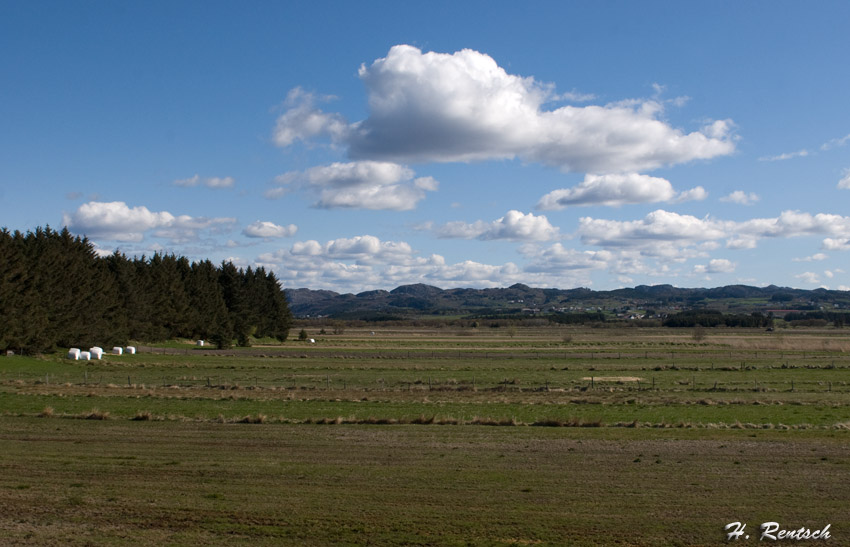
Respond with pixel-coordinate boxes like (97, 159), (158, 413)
(735, 210), (850, 240)
(556, 89), (596, 102)
(520, 243), (613, 273)
(256, 234), (619, 291)
(573, 209), (850, 266)
(821, 133), (850, 151)
(578, 209), (727, 248)
(204, 176), (235, 189)
(286, 235), (413, 264)
(174, 174), (235, 188)
(793, 253), (828, 262)
(693, 258), (736, 274)
(174, 175), (201, 187)
(257, 234), (521, 290)
(272, 87), (348, 147)
(537, 173), (690, 210)
(795, 271), (820, 285)
(823, 238), (850, 251)
(267, 161), (437, 211)
(276, 45), (736, 174)
(242, 221), (297, 239)
(63, 201), (236, 243)
(434, 210), (560, 241)
(838, 169), (850, 190)
(725, 237), (758, 250)
(673, 186), (708, 203)
(720, 190), (759, 205)
(758, 149), (809, 162)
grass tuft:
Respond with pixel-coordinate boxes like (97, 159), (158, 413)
(131, 410), (153, 421)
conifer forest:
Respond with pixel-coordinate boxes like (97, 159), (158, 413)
(0, 227), (293, 354)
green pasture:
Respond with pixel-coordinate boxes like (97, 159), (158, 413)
(1, 326), (849, 544)
(0, 420), (847, 546)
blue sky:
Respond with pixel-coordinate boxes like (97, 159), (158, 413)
(2, 1), (849, 292)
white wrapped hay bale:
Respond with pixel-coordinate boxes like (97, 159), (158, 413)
(126, 346), (136, 355)
(80, 351), (91, 361)
(89, 347), (103, 359)
(112, 346), (123, 355)
(68, 348), (81, 360)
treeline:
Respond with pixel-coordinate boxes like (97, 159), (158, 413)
(0, 227), (292, 354)
(783, 311), (848, 327)
(662, 310), (773, 328)
(549, 312), (608, 325)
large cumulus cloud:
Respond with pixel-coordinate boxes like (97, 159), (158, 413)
(275, 45), (736, 174)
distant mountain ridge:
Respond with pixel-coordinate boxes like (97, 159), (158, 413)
(285, 283), (850, 319)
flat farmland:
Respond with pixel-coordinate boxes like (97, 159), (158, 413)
(1, 326), (849, 545)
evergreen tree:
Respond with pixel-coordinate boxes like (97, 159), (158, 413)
(0, 225), (294, 352)
(186, 260), (232, 344)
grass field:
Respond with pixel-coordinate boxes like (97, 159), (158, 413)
(1, 325), (848, 545)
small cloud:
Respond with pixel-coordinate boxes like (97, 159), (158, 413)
(555, 89), (596, 102)
(173, 174), (235, 189)
(242, 221), (297, 239)
(726, 237), (757, 250)
(674, 186), (708, 203)
(758, 149), (809, 162)
(838, 169), (850, 190)
(174, 174), (201, 187)
(537, 173), (683, 210)
(795, 271), (820, 285)
(435, 210), (560, 242)
(821, 133), (850, 151)
(273, 87), (349, 147)
(693, 258), (736, 274)
(204, 176), (235, 189)
(65, 191), (84, 200)
(793, 253), (828, 262)
(268, 161), (437, 211)
(822, 238), (850, 251)
(720, 190), (760, 205)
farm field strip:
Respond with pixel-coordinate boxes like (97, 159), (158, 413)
(2, 326), (849, 545)
(0, 419), (848, 546)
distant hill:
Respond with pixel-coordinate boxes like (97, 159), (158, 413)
(285, 283), (850, 320)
